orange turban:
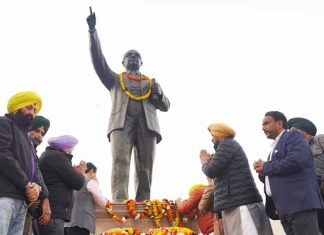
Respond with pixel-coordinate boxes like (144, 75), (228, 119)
(208, 123), (236, 138)
(7, 91), (42, 114)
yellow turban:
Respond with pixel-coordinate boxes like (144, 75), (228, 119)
(7, 91), (42, 114)
(189, 184), (205, 195)
(208, 123), (236, 138)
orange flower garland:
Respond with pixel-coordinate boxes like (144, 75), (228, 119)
(124, 72), (149, 81)
(162, 199), (174, 224)
(105, 199), (193, 227)
(102, 199), (197, 235)
(105, 200), (123, 223)
(119, 72), (152, 101)
(124, 199), (147, 220)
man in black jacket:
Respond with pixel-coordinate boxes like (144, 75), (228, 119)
(23, 115), (51, 235)
(38, 135), (85, 235)
(0, 91), (48, 235)
(287, 117), (324, 234)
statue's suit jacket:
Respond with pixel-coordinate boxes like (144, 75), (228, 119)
(89, 29), (170, 143)
(261, 130), (323, 219)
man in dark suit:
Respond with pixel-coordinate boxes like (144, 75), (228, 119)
(86, 7), (170, 202)
(254, 111), (323, 235)
(23, 115), (51, 235)
(287, 117), (324, 234)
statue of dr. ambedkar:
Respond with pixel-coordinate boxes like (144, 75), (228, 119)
(86, 7), (170, 202)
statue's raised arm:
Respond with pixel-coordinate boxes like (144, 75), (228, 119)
(87, 7), (96, 31)
(87, 7), (116, 89)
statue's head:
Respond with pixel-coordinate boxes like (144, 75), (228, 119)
(122, 49), (142, 71)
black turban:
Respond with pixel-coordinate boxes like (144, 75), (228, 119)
(287, 117), (317, 136)
(30, 115), (50, 134)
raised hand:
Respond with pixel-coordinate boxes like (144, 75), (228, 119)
(200, 149), (211, 164)
(87, 6), (96, 30)
(74, 160), (87, 174)
(253, 159), (264, 174)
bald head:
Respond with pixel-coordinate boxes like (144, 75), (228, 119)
(122, 49), (142, 71)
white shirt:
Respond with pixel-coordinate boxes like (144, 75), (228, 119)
(87, 179), (107, 208)
(265, 130), (285, 197)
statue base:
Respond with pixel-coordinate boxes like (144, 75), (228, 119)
(95, 202), (200, 234)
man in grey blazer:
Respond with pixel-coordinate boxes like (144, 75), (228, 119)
(86, 7), (170, 202)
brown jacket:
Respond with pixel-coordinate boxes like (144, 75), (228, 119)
(198, 179), (214, 214)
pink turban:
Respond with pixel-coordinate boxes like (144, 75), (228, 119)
(48, 135), (78, 153)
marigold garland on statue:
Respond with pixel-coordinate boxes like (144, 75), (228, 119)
(124, 72), (149, 81)
(105, 199), (192, 227)
(119, 72), (152, 101)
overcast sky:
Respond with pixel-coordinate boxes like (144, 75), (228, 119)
(1, 0), (324, 202)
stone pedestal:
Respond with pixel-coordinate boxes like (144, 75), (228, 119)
(95, 202), (199, 234)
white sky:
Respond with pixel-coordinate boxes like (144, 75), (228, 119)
(1, 0), (324, 202)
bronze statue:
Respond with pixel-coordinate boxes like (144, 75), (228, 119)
(87, 7), (170, 202)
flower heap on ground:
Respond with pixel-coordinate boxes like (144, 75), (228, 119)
(148, 227), (196, 235)
(100, 227), (143, 235)
(100, 227), (196, 235)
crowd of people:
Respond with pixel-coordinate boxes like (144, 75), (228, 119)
(0, 91), (107, 235)
(162, 111), (324, 235)
(174, 112), (324, 235)
(1, 91), (324, 235)
(1, 16), (324, 235)
(2, 88), (324, 235)
(198, 112), (324, 235)
(1, 3), (323, 235)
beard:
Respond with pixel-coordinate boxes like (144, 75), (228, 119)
(12, 110), (34, 128)
(30, 136), (42, 147)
